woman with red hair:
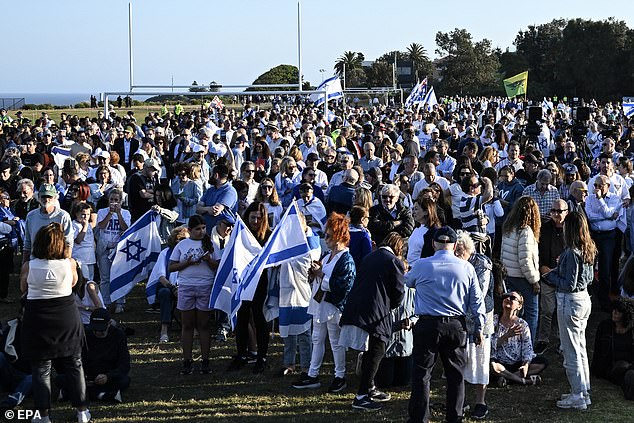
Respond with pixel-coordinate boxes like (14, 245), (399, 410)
(292, 213), (356, 393)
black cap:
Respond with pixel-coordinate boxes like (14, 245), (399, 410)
(89, 308), (111, 331)
(433, 226), (458, 244)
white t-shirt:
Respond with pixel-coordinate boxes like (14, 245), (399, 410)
(97, 208), (132, 245)
(171, 238), (215, 287)
(71, 221), (96, 265)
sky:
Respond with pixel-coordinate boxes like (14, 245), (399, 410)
(3, 0), (633, 94)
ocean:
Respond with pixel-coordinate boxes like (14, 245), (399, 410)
(0, 93), (151, 107)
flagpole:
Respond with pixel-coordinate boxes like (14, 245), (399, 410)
(297, 1), (302, 91)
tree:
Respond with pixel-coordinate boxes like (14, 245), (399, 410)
(248, 65), (300, 91)
(365, 61), (393, 87)
(406, 43), (432, 81)
(376, 50), (405, 64)
(189, 80), (207, 93)
(435, 29), (500, 95)
(334, 51), (365, 83)
(346, 68), (367, 88)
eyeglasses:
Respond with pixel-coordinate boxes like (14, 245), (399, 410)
(0, 195), (10, 200)
(550, 208), (568, 214)
(381, 195), (396, 200)
(594, 183), (605, 187)
(505, 295), (521, 303)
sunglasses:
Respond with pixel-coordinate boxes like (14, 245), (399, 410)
(243, 169), (255, 173)
(551, 208), (568, 214)
(470, 182), (481, 189)
(504, 295), (522, 303)
(381, 195), (396, 200)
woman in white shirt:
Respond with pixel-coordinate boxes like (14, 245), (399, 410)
(20, 223), (91, 423)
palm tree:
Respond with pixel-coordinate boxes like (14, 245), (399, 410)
(406, 43), (429, 81)
(334, 51), (365, 81)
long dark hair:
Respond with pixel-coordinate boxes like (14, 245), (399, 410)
(563, 211), (597, 265)
(155, 183), (177, 210)
(243, 201), (270, 244)
(187, 214), (212, 253)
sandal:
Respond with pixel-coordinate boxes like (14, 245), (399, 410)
(524, 375), (542, 386)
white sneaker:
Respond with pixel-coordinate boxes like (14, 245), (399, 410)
(159, 334), (169, 343)
(557, 394), (587, 410)
(77, 409), (91, 423)
(114, 390), (122, 403)
(561, 393), (591, 406)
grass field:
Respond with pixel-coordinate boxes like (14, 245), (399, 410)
(2, 275), (634, 423)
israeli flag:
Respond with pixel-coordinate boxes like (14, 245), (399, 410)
(405, 78), (427, 108)
(310, 76), (344, 106)
(51, 145), (72, 170)
(421, 86), (438, 111)
(624, 100), (634, 118)
(327, 109), (337, 123)
(145, 247), (178, 305)
(210, 200), (310, 328)
(109, 211), (162, 302)
(209, 215), (262, 327)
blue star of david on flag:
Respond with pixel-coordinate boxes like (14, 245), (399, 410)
(120, 239), (147, 262)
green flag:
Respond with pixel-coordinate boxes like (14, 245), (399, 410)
(503, 71), (528, 98)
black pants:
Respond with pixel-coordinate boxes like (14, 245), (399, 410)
(358, 335), (386, 395)
(235, 275), (270, 359)
(57, 372), (130, 399)
(408, 317), (467, 423)
(31, 355), (87, 410)
(375, 356), (413, 388)
(0, 246), (13, 299)
(592, 229), (618, 308)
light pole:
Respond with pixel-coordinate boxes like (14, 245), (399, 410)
(319, 69), (325, 82)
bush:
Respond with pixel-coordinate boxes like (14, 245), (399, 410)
(74, 102), (90, 108)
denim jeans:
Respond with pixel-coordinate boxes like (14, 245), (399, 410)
(97, 240), (124, 306)
(31, 355), (87, 410)
(0, 353), (31, 399)
(506, 277), (539, 345)
(557, 290), (592, 395)
(282, 329), (312, 369)
(157, 286), (173, 324)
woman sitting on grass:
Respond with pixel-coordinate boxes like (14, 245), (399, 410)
(490, 291), (547, 386)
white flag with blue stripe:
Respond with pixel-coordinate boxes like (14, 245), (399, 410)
(109, 210), (162, 302)
(210, 200), (310, 328)
(310, 76), (343, 106)
(405, 78), (427, 108)
(421, 86), (438, 111)
(209, 215), (262, 326)
(624, 98), (634, 118)
(51, 145), (72, 170)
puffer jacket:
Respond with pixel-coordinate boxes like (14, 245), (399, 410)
(500, 226), (540, 284)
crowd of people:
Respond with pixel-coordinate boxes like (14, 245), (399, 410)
(0, 95), (633, 422)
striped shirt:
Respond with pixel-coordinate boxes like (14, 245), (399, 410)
(460, 194), (486, 234)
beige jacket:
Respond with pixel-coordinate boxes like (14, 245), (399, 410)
(501, 227), (540, 285)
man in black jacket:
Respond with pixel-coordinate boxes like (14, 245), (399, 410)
(57, 309), (130, 402)
(112, 126), (140, 173)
